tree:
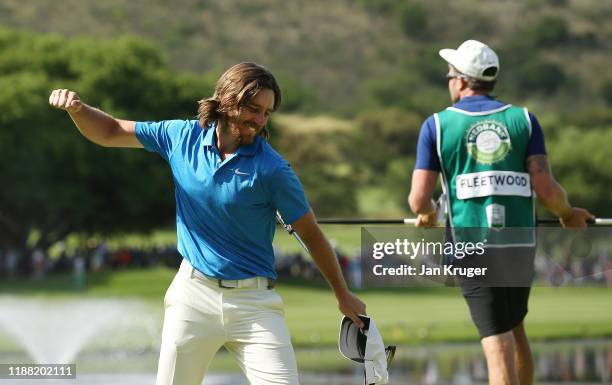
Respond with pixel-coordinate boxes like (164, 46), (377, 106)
(546, 127), (612, 217)
(398, 3), (428, 39)
(350, 108), (422, 178)
(516, 59), (566, 95)
(0, 28), (214, 254)
(600, 80), (612, 106)
(524, 16), (570, 48)
(273, 116), (358, 216)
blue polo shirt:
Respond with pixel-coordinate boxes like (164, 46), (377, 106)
(415, 95), (547, 171)
(135, 120), (310, 280)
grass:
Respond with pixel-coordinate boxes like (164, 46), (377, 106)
(356, 186), (405, 218)
(1, 268), (611, 347)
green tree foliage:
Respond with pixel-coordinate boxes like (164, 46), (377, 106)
(516, 59), (566, 95)
(354, 0), (397, 14)
(345, 109), (427, 213)
(544, 0), (568, 6)
(350, 108), (422, 178)
(1, 0), (611, 254)
(398, 3), (429, 38)
(524, 16), (570, 48)
(362, 71), (416, 111)
(600, 80), (612, 106)
(0, 28), (214, 252)
(275, 128), (358, 216)
(564, 108), (612, 128)
(1, 0), (610, 115)
(380, 156), (416, 213)
(275, 73), (320, 113)
(546, 127), (612, 217)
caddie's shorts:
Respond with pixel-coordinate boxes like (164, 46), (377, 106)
(454, 247), (536, 338)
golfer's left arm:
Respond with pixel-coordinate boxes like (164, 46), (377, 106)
(291, 211), (366, 328)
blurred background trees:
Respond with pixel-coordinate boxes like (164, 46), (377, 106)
(0, 29), (214, 252)
(1, 0), (611, 254)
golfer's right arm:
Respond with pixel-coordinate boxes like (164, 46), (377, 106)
(527, 154), (593, 228)
(49, 89), (143, 148)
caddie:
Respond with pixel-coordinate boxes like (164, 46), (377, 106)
(407, 40), (593, 385)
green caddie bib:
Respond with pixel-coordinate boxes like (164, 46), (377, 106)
(436, 104), (535, 246)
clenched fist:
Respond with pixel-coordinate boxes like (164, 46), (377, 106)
(49, 89), (83, 113)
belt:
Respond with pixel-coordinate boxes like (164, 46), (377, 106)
(181, 260), (275, 289)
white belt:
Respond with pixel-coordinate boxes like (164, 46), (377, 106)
(180, 260), (275, 289)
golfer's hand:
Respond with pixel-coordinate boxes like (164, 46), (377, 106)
(560, 207), (594, 229)
(336, 290), (366, 328)
(49, 89), (83, 114)
(416, 211), (438, 228)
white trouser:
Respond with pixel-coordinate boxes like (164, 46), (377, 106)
(155, 260), (300, 385)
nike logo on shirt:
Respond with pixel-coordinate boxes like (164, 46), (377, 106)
(232, 168), (250, 176)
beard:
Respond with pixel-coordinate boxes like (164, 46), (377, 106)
(227, 118), (261, 145)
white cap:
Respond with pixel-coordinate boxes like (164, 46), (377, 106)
(363, 318), (389, 384)
(338, 316), (391, 384)
(439, 40), (499, 81)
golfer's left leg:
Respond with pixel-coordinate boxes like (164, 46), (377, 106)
(224, 289), (300, 385)
(509, 285), (534, 385)
(512, 321), (534, 385)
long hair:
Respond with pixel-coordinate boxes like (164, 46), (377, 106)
(197, 62), (281, 140)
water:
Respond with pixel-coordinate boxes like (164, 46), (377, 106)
(0, 296), (610, 384)
(1, 341), (610, 384)
(0, 297), (157, 364)
(386, 340), (612, 384)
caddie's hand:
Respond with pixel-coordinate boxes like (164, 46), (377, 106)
(416, 211), (438, 228)
(336, 290), (366, 328)
(49, 89), (83, 114)
(560, 207), (594, 229)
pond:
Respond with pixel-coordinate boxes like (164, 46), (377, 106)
(1, 339), (610, 384)
(0, 296), (609, 384)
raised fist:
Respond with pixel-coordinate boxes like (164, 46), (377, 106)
(49, 89), (83, 113)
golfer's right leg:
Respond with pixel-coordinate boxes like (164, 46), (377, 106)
(481, 331), (520, 385)
(155, 264), (225, 385)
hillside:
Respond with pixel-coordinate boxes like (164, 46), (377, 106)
(1, 0), (611, 229)
(1, 0), (611, 117)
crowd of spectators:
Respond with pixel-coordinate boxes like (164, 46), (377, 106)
(0, 241), (180, 280)
(1, 240), (611, 288)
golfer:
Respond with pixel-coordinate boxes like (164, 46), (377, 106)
(49, 62), (366, 385)
(408, 40), (593, 385)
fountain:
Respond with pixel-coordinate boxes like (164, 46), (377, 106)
(0, 296), (158, 364)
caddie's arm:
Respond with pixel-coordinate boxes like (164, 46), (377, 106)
(527, 154), (594, 228)
(49, 89), (142, 148)
(291, 210), (366, 328)
(408, 169), (440, 227)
